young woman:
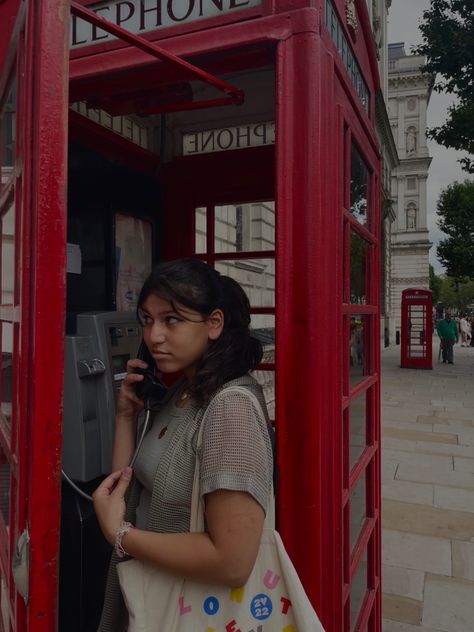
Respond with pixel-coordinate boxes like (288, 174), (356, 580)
(93, 258), (273, 632)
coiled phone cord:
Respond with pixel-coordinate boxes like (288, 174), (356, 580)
(61, 406), (153, 502)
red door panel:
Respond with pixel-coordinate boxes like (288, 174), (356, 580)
(0, 3), (69, 630)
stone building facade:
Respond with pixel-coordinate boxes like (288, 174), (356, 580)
(366, 0), (399, 348)
(388, 43), (433, 341)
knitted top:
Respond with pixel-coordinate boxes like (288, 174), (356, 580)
(97, 374), (273, 632)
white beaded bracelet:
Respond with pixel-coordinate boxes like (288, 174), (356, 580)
(115, 521), (134, 558)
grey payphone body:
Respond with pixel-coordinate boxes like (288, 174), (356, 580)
(62, 312), (142, 482)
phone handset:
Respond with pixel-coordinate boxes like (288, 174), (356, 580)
(127, 341), (168, 469)
(133, 340), (168, 406)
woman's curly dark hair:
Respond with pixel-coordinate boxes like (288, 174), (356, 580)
(136, 258), (263, 405)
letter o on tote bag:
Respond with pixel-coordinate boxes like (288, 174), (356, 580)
(117, 387), (325, 632)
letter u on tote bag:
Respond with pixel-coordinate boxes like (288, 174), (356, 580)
(117, 387), (325, 632)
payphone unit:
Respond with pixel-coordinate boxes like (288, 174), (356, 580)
(62, 311), (143, 482)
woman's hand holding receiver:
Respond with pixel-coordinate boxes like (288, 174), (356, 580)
(115, 358), (148, 420)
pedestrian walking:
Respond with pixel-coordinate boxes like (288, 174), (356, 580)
(437, 310), (459, 363)
(459, 314), (471, 346)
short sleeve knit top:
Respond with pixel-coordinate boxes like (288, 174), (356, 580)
(97, 374), (273, 632)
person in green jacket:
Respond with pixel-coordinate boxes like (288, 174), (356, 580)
(437, 310), (459, 364)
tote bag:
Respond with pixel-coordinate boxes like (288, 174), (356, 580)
(117, 387), (325, 632)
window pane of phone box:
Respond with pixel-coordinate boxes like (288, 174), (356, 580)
(0, 322), (13, 435)
(350, 468), (367, 549)
(250, 314), (274, 418)
(1, 77), (16, 171)
(407, 304), (427, 357)
(214, 202), (275, 254)
(195, 207), (207, 254)
(350, 232), (369, 304)
(349, 392), (366, 468)
(350, 144), (369, 226)
(0, 449), (10, 531)
(215, 259), (275, 308)
(350, 547), (368, 631)
(349, 316), (370, 387)
(252, 370), (275, 419)
(2, 201), (15, 307)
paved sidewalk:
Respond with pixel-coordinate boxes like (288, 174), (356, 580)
(381, 340), (474, 632)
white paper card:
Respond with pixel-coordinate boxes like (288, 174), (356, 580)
(67, 243), (82, 275)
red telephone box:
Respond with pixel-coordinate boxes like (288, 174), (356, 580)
(0, 1), (383, 630)
(401, 289), (433, 369)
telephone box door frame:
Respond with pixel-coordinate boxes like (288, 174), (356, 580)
(0, 2), (69, 630)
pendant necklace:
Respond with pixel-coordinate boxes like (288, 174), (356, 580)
(158, 426), (168, 439)
(179, 383), (190, 402)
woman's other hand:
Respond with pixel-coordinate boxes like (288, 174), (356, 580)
(93, 467), (133, 545)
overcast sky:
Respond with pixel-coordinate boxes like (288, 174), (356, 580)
(387, 0), (473, 274)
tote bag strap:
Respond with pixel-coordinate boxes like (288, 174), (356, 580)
(190, 385), (275, 532)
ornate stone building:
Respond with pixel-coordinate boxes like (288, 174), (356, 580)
(369, 0), (399, 348)
(388, 42), (433, 341)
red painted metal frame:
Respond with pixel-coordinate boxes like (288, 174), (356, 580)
(336, 67), (381, 631)
(0, 1), (69, 631)
(69, 0), (267, 60)
(69, 109), (161, 174)
(276, 27), (329, 621)
(400, 289), (433, 369)
(0, 0), (382, 629)
(70, 2), (245, 112)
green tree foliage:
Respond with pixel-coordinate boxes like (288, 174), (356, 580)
(438, 276), (474, 312)
(436, 180), (474, 280)
(414, 0), (474, 172)
(429, 265), (443, 303)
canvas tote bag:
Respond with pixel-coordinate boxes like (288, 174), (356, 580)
(117, 386), (325, 632)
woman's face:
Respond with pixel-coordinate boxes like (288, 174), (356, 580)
(140, 293), (223, 379)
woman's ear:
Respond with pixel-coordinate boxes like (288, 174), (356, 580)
(207, 309), (224, 340)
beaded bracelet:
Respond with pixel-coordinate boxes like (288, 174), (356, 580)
(115, 521), (134, 558)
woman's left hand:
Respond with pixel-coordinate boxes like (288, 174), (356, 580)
(93, 467), (133, 545)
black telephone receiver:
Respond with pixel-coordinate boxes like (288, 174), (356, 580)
(134, 340), (168, 404)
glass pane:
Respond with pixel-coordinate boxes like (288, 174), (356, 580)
(351, 550), (368, 631)
(1, 77), (16, 171)
(350, 232), (368, 304)
(0, 448), (10, 530)
(350, 316), (370, 386)
(251, 313), (274, 417)
(215, 259), (275, 308)
(250, 313), (275, 355)
(195, 207), (207, 254)
(214, 202), (275, 253)
(407, 304), (427, 358)
(2, 202), (15, 305)
(252, 370), (275, 419)
(350, 144), (369, 225)
(350, 469), (367, 549)
(349, 394), (366, 468)
(1, 322), (13, 432)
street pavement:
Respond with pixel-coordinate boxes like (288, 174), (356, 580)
(381, 338), (474, 632)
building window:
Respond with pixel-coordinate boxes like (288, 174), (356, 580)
(406, 177), (417, 190)
(406, 203), (417, 231)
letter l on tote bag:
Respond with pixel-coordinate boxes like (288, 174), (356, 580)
(117, 386), (325, 632)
